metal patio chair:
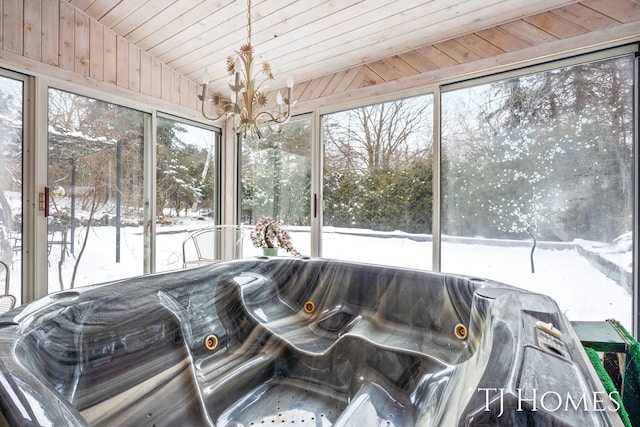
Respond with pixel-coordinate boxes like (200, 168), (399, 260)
(0, 260), (15, 314)
(182, 225), (245, 268)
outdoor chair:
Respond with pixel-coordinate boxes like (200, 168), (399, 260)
(182, 225), (245, 268)
(0, 260), (15, 314)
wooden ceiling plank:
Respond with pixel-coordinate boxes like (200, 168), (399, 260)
(581, 0), (640, 23)
(112, 0), (177, 37)
(125, 0), (205, 44)
(84, 0), (119, 21)
(175, 0), (504, 83)
(222, 0), (573, 91)
(475, 26), (533, 52)
(296, 20), (640, 110)
(304, 75), (330, 100)
(157, 0), (358, 75)
(433, 39), (483, 64)
(68, 0), (96, 12)
(499, 20), (559, 45)
(398, 51), (438, 73)
(66, 0), (640, 100)
(318, 71), (347, 98)
(345, 67), (375, 91)
(367, 59), (404, 82)
(383, 55), (421, 78)
(331, 67), (363, 95)
(454, 33), (505, 58)
(552, 3), (619, 29)
(291, 79), (311, 103)
(413, 45), (459, 69)
(99, 0), (149, 28)
(146, 0), (288, 60)
(524, 11), (589, 38)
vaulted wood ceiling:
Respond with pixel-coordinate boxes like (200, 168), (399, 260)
(68, 0), (640, 109)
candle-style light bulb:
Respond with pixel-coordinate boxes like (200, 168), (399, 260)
(286, 75), (294, 88)
(203, 68), (209, 85)
(234, 56), (242, 88)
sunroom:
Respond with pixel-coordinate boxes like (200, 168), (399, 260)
(0, 0), (639, 425)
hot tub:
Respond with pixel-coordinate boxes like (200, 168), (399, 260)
(0, 258), (623, 426)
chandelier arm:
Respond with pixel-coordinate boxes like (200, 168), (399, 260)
(200, 84), (228, 122)
(265, 120), (283, 133)
(255, 108), (291, 125)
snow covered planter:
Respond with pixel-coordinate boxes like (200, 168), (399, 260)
(250, 215), (300, 256)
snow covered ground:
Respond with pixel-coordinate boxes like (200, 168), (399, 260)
(3, 221), (632, 330)
(322, 230), (632, 329)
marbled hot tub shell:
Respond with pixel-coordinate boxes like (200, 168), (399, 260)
(0, 258), (623, 426)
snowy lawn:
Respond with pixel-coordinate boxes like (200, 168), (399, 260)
(3, 224), (630, 330)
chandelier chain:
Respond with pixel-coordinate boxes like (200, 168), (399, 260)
(246, 0), (252, 45)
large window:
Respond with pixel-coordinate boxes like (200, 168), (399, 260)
(47, 89), (145, 290)
(155, 116), (219, 272)
(321, 95), (433, 267)
(241, 116), (312, 257)
(0, 75), (22, 304)
(441, 55), (634, 328)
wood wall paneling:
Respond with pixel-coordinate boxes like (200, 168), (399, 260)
(128, 43), (140, 92)
(179, 74), (189, 108)
(171, 68), (180, 105)
(0, 0), (203, 119)
(74, 11), (90, 76)
(139, 51), (151, 96)
(58, 1), (75, 71)
(116, 34), (128, 88)
(41, 0), (58, 66)
(89, 19), (103, 81)
(4, 0), (24, 55)
(188, 79), (196, 111)
(151, 57), (162, 99)
(23, 0), (41, 61)
(103, 28), (116, 84)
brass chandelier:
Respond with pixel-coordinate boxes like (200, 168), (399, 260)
(199, 0), (294, 138)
